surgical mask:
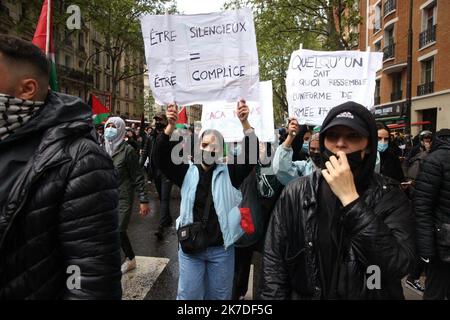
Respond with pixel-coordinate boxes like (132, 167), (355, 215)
(377, 142), (388, 153)
(201, 150), (217, 167)
(302, 142), (309, 153)
(104, 127), (118, 141)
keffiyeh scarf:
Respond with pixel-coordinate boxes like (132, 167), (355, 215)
(0, 93), (44, 141)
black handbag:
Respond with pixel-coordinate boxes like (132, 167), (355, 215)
(177, 188), (212, 254)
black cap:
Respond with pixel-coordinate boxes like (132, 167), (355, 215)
(153, 111), (167, 121)
(321, 111), (369, 137)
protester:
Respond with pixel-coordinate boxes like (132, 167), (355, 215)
(272, 119), (322, 185)
(0, 35), (122, 299)
(95, 123), (105, 147)
(232, 141), (284, 300)
(140, 111), (174, 239)
(414, 128), (450, 300)
(261, 101), (415, 300)
(125, 126), (140, 152)
(154, 101), (257, 300)
(104, 117), (150, 274)
(375, 122), (404, 182)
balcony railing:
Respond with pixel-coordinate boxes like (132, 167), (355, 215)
(417, 82), (434, 96)
(383, 43), (395, 60)
(419, 25), (437, 48)
(58, 65), (93, 83)
(391, 90), (402, 101)
(384, 0), (396, 16)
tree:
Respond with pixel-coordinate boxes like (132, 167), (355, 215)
(225, 0), (361, 125)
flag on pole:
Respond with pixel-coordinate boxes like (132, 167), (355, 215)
(32, 0), (59, 91)
(89, 94), (109, 125)
(176, 106), (188, 129)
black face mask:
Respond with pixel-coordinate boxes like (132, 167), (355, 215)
(155, 122), (165, 130)
(310, 152), (323, 168)
(322, 148), (365, 172)
(201, 150), (217, 167)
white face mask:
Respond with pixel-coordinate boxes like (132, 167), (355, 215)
(0, 93), (44, 141)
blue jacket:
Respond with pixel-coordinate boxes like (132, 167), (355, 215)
(272, 144), (315, 185)
(176, 163), (244, 249)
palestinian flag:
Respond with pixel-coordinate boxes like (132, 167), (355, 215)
(89, 95), (109, 125)
(176, 106), (188, 129)
(32, 0), (59, 91)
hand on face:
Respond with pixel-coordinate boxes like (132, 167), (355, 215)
(321, 151), (359, 207)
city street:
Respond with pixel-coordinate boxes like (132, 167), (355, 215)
(121, 183), (425, 301)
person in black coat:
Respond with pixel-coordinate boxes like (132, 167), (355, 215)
(0, 36), (121, 299)
(261, 102), (415, 300)
(414, 129), (450, 300)
(375, 122), (404, 182)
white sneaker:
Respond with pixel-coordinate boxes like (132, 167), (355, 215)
(121, 258), (136, 274)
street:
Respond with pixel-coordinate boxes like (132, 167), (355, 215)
(121, 183), (424, 301)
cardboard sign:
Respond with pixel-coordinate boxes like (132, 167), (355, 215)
(286, 49), (383, 125)
(141, 8), (260, 105)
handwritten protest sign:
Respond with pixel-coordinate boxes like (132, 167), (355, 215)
(286, 49), (383, 125)
(201, 81), (275, 142)
(140, 8), (260, 106)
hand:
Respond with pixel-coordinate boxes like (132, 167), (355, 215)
(237, 99), (251, 130)
(139, 203), (150, 218)
(287, 118), (300, 137)
(164, 103), (178, 136)
(321, 151), (359, 207)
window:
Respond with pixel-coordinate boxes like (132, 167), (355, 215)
(95, 48), (100, 65)
(106, 54), (110, 69)
(126, 103), (130, 114)
(391, 73), (402, 101)
(78, 60), (83, 68)
(78, 32), (84, 50)
(126, 85), (129, 97)
(422, 58), (434, 84)
(374, 79), (381, 105)
(374, 40), (382, 52)
(418, 58), (434, 96)
(106, 75), (110, 91)
(420, 3), (437, 48)
(383, 26), (395, 60)
(65, 55), (72, 68)
(117, 101), (121, 113)
(374, 3), (382, 33)
(95, 72), (100, 89)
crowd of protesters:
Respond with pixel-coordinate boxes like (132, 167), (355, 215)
(1, 35), (449, 301)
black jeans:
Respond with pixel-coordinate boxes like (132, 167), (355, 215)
(155, 173), (173, 227)
(424, 260), (450, 300)
(232, 244), (261, 300)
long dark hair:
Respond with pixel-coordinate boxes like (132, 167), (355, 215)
(376, 122), (392, 146)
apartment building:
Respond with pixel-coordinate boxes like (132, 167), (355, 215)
(0, 0), (145, 120)
(359, 0), (450, 134)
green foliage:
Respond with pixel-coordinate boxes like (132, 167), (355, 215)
(224, 0), (361, 125)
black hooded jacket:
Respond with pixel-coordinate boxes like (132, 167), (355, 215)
(0, 92), (122, 299)
(414, 129), (450, 263)
(261, 102), (415, 300)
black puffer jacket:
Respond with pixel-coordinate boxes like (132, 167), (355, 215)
(261, 103), (415, 300)
(0, 92), (122, 299)
(414, 129), (450, 263)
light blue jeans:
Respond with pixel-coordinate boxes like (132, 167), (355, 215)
(177, 245), (235, 300)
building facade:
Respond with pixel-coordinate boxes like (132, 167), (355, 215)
(0, 0), (145, 120)
(359, 0), (450, 134)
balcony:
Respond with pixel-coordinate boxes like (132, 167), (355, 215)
(384, 0), (396, 16)
(383, 43), (395, 60)
(417, 82), (434, 96)
(419, 25), (437, 48)
(58, 65), (93, 83)
(391, 90), (402, 101)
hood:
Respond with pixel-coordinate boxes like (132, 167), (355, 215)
(3, 91), (93, 144)
(104, 117), (126, 156)
(432, 129), (450, 152)
(319, 101), (378, 191)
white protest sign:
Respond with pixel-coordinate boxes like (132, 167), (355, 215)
(286, 49), (383, 125)
(140, 8), (260, 106)
(201, 81), (275, 143)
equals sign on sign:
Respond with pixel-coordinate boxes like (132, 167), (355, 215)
(190, 53), (200, 61)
